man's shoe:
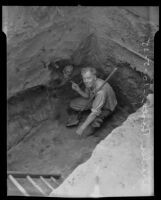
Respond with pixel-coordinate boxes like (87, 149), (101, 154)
(92, 121), (100, 128)
(66, 115), (80, 127)
(91, 118), (103, 128)
(82, 126), (95, 137)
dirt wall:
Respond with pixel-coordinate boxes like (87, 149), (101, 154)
(4, 6), (158, 98)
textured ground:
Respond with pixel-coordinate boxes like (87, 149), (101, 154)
(49, 94), (153, 197)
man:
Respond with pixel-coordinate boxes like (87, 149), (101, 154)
(69, 67), (117, 136)
(60, 65), (74, 85)
(49, 64), (74, 88)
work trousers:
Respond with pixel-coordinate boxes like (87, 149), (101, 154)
(70, 97), (112, 127)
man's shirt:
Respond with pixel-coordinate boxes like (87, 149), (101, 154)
(86, 78), (117, 116)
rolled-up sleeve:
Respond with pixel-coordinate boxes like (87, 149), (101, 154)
(91, 90), (106, 116)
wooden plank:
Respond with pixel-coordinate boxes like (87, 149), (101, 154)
(40, 176), (55, 190)
(51, 177), (59, 186)
(7, 171), (61, 179)
(8, 175), (29, 196)
(26, 176), (46, 196)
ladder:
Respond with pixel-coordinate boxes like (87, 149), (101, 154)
(7, 171), (62, 196)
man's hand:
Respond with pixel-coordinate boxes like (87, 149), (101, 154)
(76, 126), (85, 136)
(72, 82), (80, 92)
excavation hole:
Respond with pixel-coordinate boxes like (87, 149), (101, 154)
(7, 59), (152, 184)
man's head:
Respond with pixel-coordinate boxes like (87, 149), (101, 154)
(81, 67), (97, 88)
(63, 65), (74, 79)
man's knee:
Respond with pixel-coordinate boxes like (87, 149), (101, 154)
(70, 97), (90, 111)
(70, 101), (82, 111)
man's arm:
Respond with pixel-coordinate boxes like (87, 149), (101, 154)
(77, 90), (106, 134)
(80, 112), (97, 130)
(72, 82), (89, 98)
(77, 88), (89, 98)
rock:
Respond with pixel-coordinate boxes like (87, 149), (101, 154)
(146, 94), (154, 107)
(149, 84), (154, 93)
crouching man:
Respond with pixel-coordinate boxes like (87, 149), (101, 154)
(68, 67), (117, 136)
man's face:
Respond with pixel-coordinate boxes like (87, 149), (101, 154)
(63, 65), (73, 78)
(82, 71), (96, 88)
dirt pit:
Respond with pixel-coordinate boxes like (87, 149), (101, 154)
(7, 60), (152, 186)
